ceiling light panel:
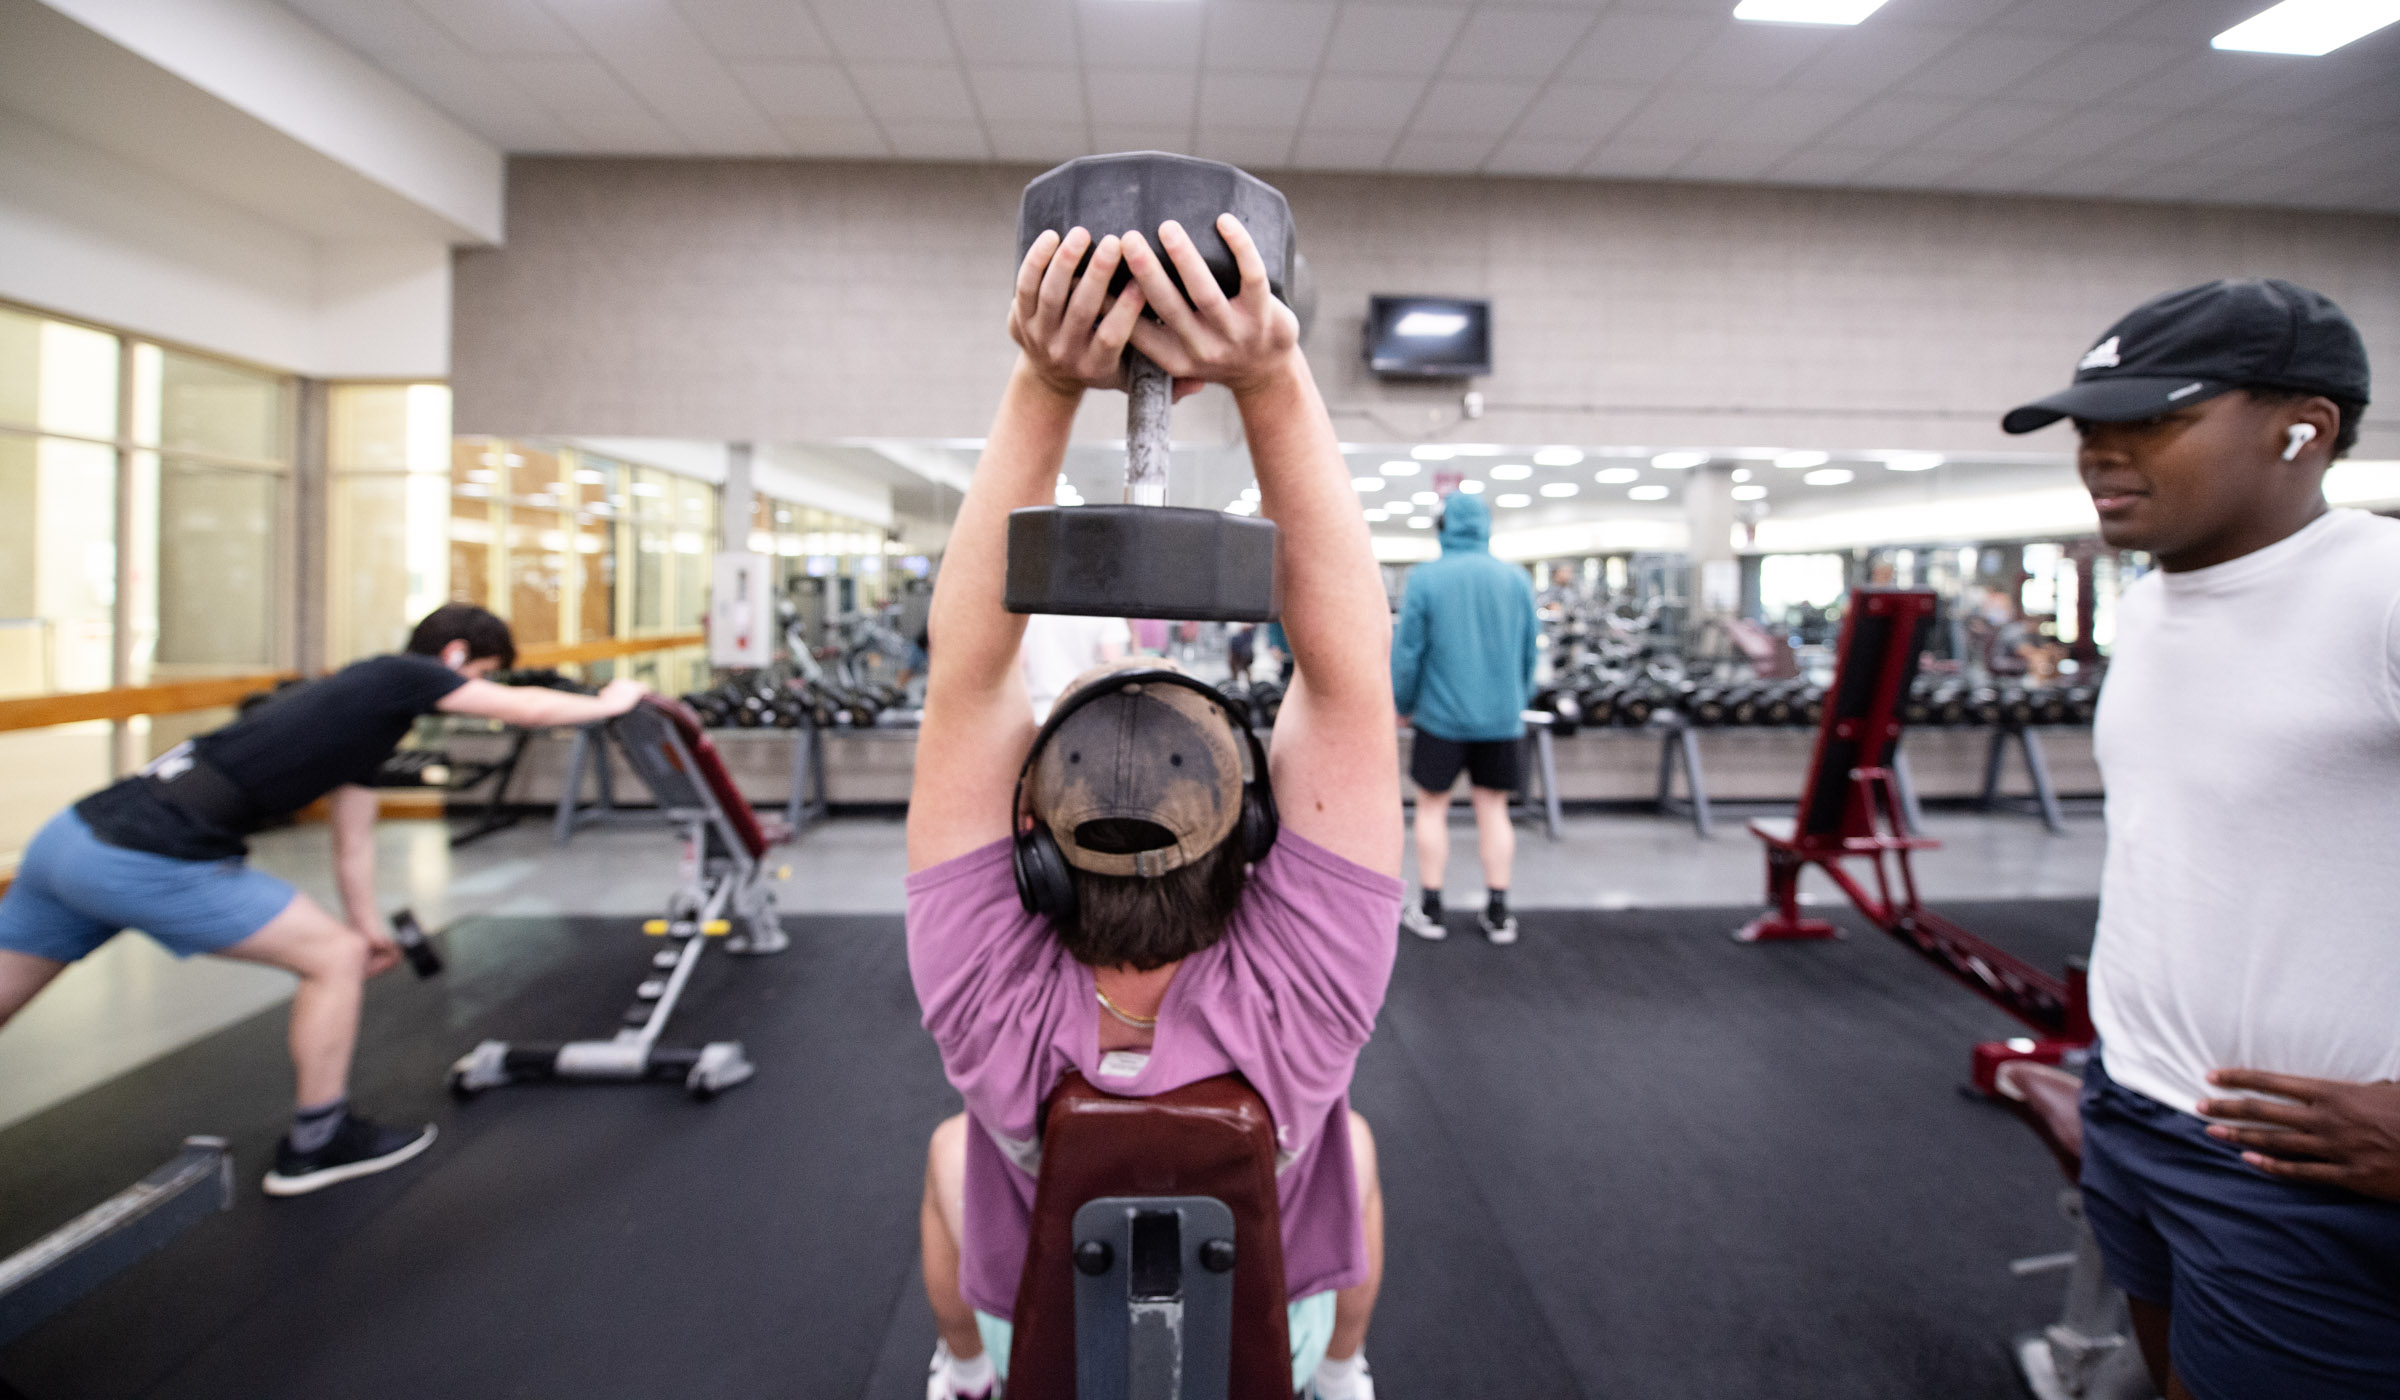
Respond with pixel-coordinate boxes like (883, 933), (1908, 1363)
(1732, 483), (1769, 500)
(1732, 0), (1894, 25)
(1628, 485), (1671, 501)
(1594, 467), (1641, 484)
(1651, 451), (1708, 470)
(1490, 463), (1533, 480)
(1533, 446), (1585, 467)
(1804, 468), (1856, 486)
(1381, 460), (1420, 476)
(1352, 477), (1385, 492)
(1539, 482), (1578, 497)
(1495, 493), (1532, 508)
(2213, 1), (2400, 55)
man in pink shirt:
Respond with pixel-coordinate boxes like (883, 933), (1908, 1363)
(906, 214), (1403, 1400)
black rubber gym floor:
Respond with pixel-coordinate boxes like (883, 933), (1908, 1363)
(0, 897), (2096, 1400)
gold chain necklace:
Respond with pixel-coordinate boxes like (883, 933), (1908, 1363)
(1095, 984), (1158, 1030)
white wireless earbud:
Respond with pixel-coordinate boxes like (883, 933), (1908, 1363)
(2282, 423), (2318, 461)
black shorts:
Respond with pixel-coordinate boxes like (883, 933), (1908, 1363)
(1409, 731), (1522, 795)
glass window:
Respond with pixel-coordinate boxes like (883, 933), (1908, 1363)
(328, 384), (451, 663)
(155, 348), (287, 461)
(450, 439), (500, 612)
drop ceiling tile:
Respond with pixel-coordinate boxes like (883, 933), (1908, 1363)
(375, 49), (582, 149)
(1202, 2), (1339, 74)
(2201, 121), (2353, 175)
(1783, 22), (1964, 95)
(1991, 0), (2158, 38)
(1582, 141), (1698, 180)
(1197, 73), (1315, 128)
(1896, 33), (2073, 100)
(2033, 161), (2166, 200)
(1087, 69), (1198, 128)
(782, 119), (890, 157)
(1954, 148), (2074, 190)
(1671, 24), (1838, 90)
(1321, 5), (1469, 76)
(2007, 41), (2185, 104)
(677, 0), (833, 61)
(504, 55), (689, 151)
(2110, 51), (2271, 113)
(285, 0), (460, 57)
(969, 66), (1088, 126)
(1557, 11), (1719, 84)
(1078, 0), (1207, 71)
(850, 63), (981, 124)
(1917, 101), (2062, 155)
(547, 3), (788, 152)
(2099, 112), (2260, 167)
(730, 61), (873, 124)
(2111, 165), (2237, 203)
(1609, 87), (1745, 147)
(411, 0), (583, 57)
(1714, 87), (1870, 147)
(1484, 134), (1596, 175)
(1388, 132), (1498, 172)
(1856, 150), (1975, 186)
(1193, 125), (1297, 168)
(1302, 75), (1429, 133)
(1290, 129), (1398, 169)
(1089, 122), (1197, 156)
(1409, 78), (1538, 137)
(943, 0), (1081, 66)
(1818, 96), (1969, 151)
(808, 0), (955, 64)
(1673, 143), (1792, 182)
(2218, 60), (2387, 119)
(1440, 8), (1598, 80)
(1510, 84), (1646, 143)
(986, 122), (1091, 163)
(1897, 0), (2021, 23)
(1767, 145), (1884, 185)
(2000, 105), (2165, 165)
(885, 122), (992, 159)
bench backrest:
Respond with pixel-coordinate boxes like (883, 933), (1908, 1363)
(1793, 589), (1937, 842)
(1010, 1072), (1292, 1399)
(611, 696), (772, 860)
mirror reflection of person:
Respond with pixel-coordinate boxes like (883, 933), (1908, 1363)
(906, 217), (1401, 1400)
(0, 605), (647, 1196)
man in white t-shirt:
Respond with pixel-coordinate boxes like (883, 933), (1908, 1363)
(2001, 278), (2398, 1400)
(1018, 612), (1130, 719)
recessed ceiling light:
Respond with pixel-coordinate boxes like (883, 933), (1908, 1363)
(1804, 468), (1856, 486)
(1594, 467), (1640, 485)
(1412, 490), (1439, 504)
(1627, 485), (1670, 501)
(2214, 0), (2400, 54)
(1489, 463), (1532, 480)
(1411, 444), (1455, 461)
(1730, 468), (1753, 483)
(1651, 450), (1708, 471)
(1408, 515), (1434, 528)
(1533, 446), (1584, 467)
(1457, 480), (1486, 494)
(1882, 452), (1944, 472)
(1732, 484), (1768, 501)
(1776, 450), (1831, 470)
(1733, 0), (1892, 24)
(1495, 493), (1532, 508)
(1380, 460), (1419, 476)
(1539, 482), (1578, 497)
(1363, 508), (1388, 522)
(1352, 477), (1385, 492)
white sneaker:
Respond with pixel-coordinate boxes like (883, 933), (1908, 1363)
(1400, 901), (1446, 941)
(1309, 1354), (1374, 1400)
(926, 1341), (1000, 1400)
(1478, 909), (1519, 945)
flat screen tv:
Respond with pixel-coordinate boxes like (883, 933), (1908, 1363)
(1363, 295), (1491, 378)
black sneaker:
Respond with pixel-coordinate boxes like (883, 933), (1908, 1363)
(263, 1115), (436, 1197)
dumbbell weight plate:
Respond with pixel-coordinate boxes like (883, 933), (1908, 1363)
(1006, 505), (1282, 622)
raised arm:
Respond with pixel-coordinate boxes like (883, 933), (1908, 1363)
(1123, 217), (1403, 876)
(437, 677), (645, 729)
(906, 228), (1153, 872)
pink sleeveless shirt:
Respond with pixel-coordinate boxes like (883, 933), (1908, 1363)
(906, 831), (1402, 1317)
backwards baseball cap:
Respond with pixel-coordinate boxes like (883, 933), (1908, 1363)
(2002, 278), (2370, 435)
(1030, 661), (1247, 879)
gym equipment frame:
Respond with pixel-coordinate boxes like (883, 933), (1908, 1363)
(1736, 589), (2094, 1095)
(0, 1137), (233, 1349)
(448, 697), (788, 1101)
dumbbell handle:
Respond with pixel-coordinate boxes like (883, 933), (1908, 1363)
(1125, 349), (1171, 506)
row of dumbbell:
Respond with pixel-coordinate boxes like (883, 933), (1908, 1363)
(1531, 677), (2097, 736)
(680, 675), (898, 731)
(1905, 680), (2098, 729)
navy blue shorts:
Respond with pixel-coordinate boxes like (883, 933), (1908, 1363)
(2080, 1056), (2400, 1400)
(0, 809), (295, 962)
(1409, 731), (1522, 795)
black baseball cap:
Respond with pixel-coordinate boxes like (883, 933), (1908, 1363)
(2002, 278), (2370, 435)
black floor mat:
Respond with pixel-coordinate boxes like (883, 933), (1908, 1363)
(0, 899), (2097, 1400)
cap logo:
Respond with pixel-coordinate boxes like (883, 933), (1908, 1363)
(2167, 382), (2205, 401)
(2078, 336), (2122, 371)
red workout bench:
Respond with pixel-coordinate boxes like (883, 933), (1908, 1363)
(1735, 589), (2094, 1096)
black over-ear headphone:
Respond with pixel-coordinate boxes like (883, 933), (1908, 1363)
(1011, 668), (1279, 922)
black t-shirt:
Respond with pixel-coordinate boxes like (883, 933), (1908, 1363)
(77, 653), (469, 861)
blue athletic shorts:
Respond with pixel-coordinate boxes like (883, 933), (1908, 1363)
(0, 809), (296, 962)
(2080, 1055), (2400, 1400)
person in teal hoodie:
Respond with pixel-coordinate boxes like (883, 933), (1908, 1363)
(1390, 491), (1538, 944)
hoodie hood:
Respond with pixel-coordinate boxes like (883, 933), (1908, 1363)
(1437, 492), (1491, 553)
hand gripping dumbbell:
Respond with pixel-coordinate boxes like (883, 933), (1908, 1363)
(1005, 153), (1297, 623)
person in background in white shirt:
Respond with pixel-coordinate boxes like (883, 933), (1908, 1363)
(1018, 612), (1130, 720)
(2001, 278), (2398, 1400)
